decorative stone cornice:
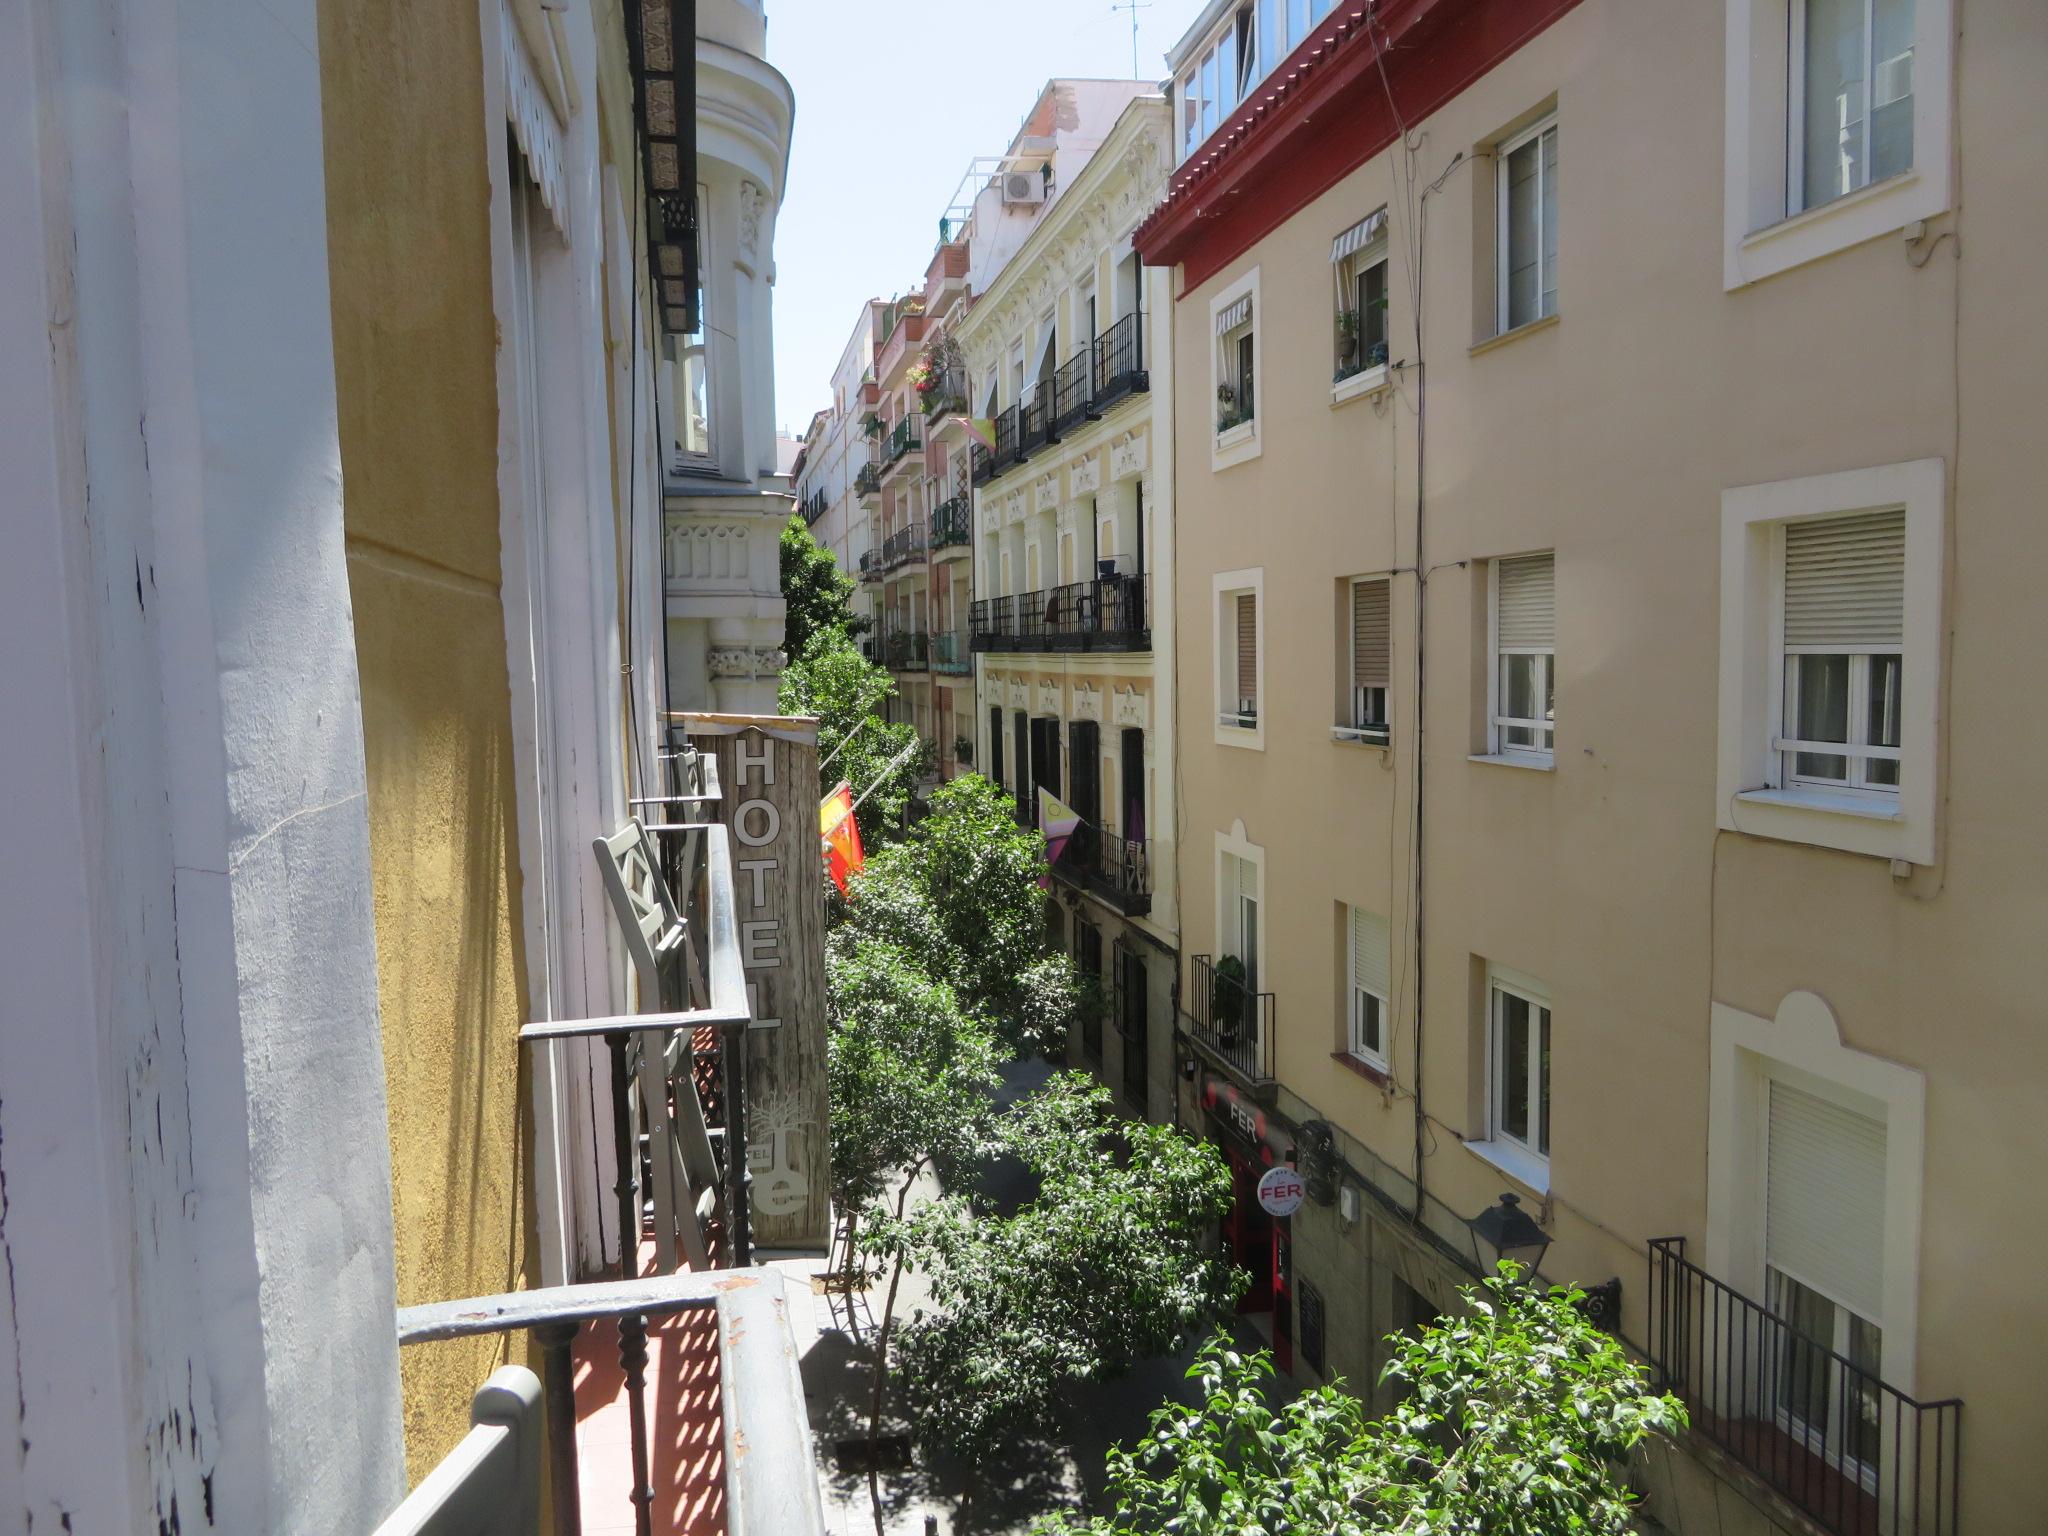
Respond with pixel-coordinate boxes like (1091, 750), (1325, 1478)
(708, 645), (787, 679)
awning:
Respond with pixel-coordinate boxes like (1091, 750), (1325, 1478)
(1330, 207), (1389, 264)
(1214, 293), (1253, 335)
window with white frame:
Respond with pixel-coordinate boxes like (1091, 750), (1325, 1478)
(1332, 209), (1390, 384)
(1497, 116), (1558, 334)
(1779, 510), (1904, 796)
(1793, 0), (1916, 214)
(1342, 577), (1391, 740)
(1491, 553), (1555, 759)
(1216, 293), (1255, 433)
(1489, 971), (1551, 1169)
(1722, 0), (1949, 288)
(1717, 459), (1940, 863)
(1221, 589), (1258, 729)
(1345, 905), (1390, 1068)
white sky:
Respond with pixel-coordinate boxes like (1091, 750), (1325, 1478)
(763, 0), (1196, 434)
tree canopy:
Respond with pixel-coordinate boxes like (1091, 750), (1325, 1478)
(1036, 1267), (1686, 1536)
(780, 512), (868, 661)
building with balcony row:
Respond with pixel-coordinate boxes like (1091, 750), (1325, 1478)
(1138, 0), (2024, 1533)
(959, 95), (1181, 1123)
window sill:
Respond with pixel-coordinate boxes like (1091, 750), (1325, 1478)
(1464, 1137), (1550, 1197)
(1469, 311), (1559, 358)
(1331, 1051), (1390, 1088)
(1332, 727), (1392, 752)
(1212, 420), (1260, 472)
(1468, 751), (1554, 773)
(1330, 365), (1390, 406)
(1734, 787), (1904, 823)
(1727, 166), (1946, 289)
(1214, 721), (1265, 751)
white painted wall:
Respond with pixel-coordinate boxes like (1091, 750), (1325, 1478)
(0, 1), (404, 1532)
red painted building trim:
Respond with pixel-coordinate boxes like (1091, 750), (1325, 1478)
(1136, 0), (1585, 291)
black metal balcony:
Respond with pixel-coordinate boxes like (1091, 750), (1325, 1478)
(917, 366), (970, 417)
(969, 594), (1014, 652)
(929, 630), (971, 674)
(881, 519), (928, 569)
(1052, 351), (1096, 435)
(1647, 1237), (1960, 1536)
(1092, 310), (1148, 412)
(1051, 832), (1152, 918)
(854, 462), (882, 498)
(1184, 954), (1275, 1092)
(1018, 390), (1056, 455)
(883, 627), (929, 670)
(969, 441), (995, 486)
(882, 414), (923, 467)
(990, 405), (1021, 473)
(931, 495), (972, 552)
(857, 548), (883, 584)
(1041, 573), (1149, 652)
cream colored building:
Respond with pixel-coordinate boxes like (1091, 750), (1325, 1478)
(962, 94), (1181, 1117)
(1140, 0), (2035, 1532)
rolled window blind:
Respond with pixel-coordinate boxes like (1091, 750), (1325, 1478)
(1350, 905), (1390, 1001)
(1766, 1080), (1887, 1324)
(1352, 579), (1390, 688)
(1216, 293), (1253, 335)
(1784, 509), (1905, 650)
(1496, 553), (1555, 650)
(1236, 593), (1258, 703)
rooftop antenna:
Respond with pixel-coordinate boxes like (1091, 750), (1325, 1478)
(1111, 0), (1152, 79)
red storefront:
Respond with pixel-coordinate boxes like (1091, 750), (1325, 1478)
(1198, 1073), (1297, 1373)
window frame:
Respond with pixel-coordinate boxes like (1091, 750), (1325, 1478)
(1208, 268), (1262, 470)
(1338, 575), (1392, 745)
(1495, 114), (1559, 336)
(1344, 904), (1391, 1071)
(1213, 568), (1264, 748)
(1332, 215), (1391, 399)
(1718, 459), (1942, 863)
(1722, 0), (1951, 289)
(1483, 968), (1552, 1188)
(1486, 553), (1557, 766)
(1779, 646), (1903, 796)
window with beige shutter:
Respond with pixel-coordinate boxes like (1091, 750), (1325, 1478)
(1346, 904), (1390, 1066)
(1345, 578), (1391, 739)
(1779, 509), (1905, 795)
(1235, 593), (1258, 723)
(1492, 552), (1555, 759)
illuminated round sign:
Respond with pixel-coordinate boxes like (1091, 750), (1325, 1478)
(1256, 1165), (1306, 1218)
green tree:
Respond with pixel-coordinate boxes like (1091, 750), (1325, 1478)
(1037, 1267), (1686, 1536)
(780, 630), (929, 846)
(779, 513), (867, 660)
(881, 1074), (1241, 1469)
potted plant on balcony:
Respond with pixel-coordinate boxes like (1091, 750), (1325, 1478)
(862, 411), (883, 438)
(1210, 954), (1249, 1046)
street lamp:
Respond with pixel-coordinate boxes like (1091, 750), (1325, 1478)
(1471, 1192), (1550, 1280)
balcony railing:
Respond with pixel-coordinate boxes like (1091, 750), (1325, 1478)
(990, 404), (1021, 473)
(966, 575), (1150, 653)
(1092, 310), (1147, 411)
(931, 495), (972, 551)
(858, 548), (883, 584)
(918, 366), (970, 417)
(1019, 389), (1056, 455)
(1052, 350), (1095, 435)
(1647, 1237), (1960, 1536)
(883, 627), (929, 670)
(882, 413), (923, 467)
(854, 462), (882, 498)
(881, 519), (928, 569)
(930, 629), (971, 674)
(1185, 953), (1276, 1090)
(1052, 831), (1152, 917)
(969, 441), (995, 486)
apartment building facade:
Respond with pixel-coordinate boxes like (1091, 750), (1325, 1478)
(963, 95), (1183, 1121)
(1141, 0), (2032, 1533)
(794, 299), (887, 640)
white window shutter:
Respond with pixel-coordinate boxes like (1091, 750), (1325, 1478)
(1350, 906), (1390, 1000)
(1783, 509), (1906, 649)
(1766, 1081), (1887, 1324)
(1496, 553), (1555, 650)
(1352, 579), (1391, 689)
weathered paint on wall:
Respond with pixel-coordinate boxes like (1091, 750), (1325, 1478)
(318, 0), (537, 1485)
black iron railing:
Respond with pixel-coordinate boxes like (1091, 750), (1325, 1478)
(1019, 390), (1055, 455)
(1186, 954), (1275, 1088)
(931, 495), (972, 551)
(883, 627), (929, 669)
(1052, 831), (1152, 918)
(930, 630), (971, 674)
(858, 548), (883, 583)
(1052, 351), (1095, 434)
(1092, 311), (1147, 411)
(882, 414), (923, 467)
(882, 520), (928, 569)
(970, 595), (1013, 651)
(918, 366), (970, 417)
(969, 441), (995, 486)
(854, 462), (882, 497)
(969, 576), (1149, 653)
(991, 405), (1020, 471)
(1647, 1237), (1960, 1536)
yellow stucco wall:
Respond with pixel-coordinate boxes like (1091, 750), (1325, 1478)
(317, 0), (537, 1485)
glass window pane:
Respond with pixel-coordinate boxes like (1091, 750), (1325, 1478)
(1498, 991), (1530, 1144)
(1791, 652), (1851, 780)
(1773, 1270), (1838, 1435)
(1238, 333), (1256, 418)
(1870, 0), (1915, 183)
(1505, 136), (1541, 327)
(1259, 0), (1281, 81)
(1802, 0), (1868, 209)
(1181, 74), (1200, 158)
(1503, 652), (1538, 720)
(1288, 0), (1309, 50)
(1362, 260), (1388, 359)
(1539, 127), (1558, 319)
(1218, 28), (1239, 112)
(1537, 1004), (1551, 1156)
(1865, 652), (1902, 787)
(1200, 51), (1219, 137)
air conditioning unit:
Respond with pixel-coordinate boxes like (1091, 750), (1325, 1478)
(1001, 170), (1046, 206)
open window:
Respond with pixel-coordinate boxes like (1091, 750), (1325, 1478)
(1332, 208), (1390, 392)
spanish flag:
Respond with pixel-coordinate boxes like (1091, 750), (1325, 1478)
(820, 781), (863, 895)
